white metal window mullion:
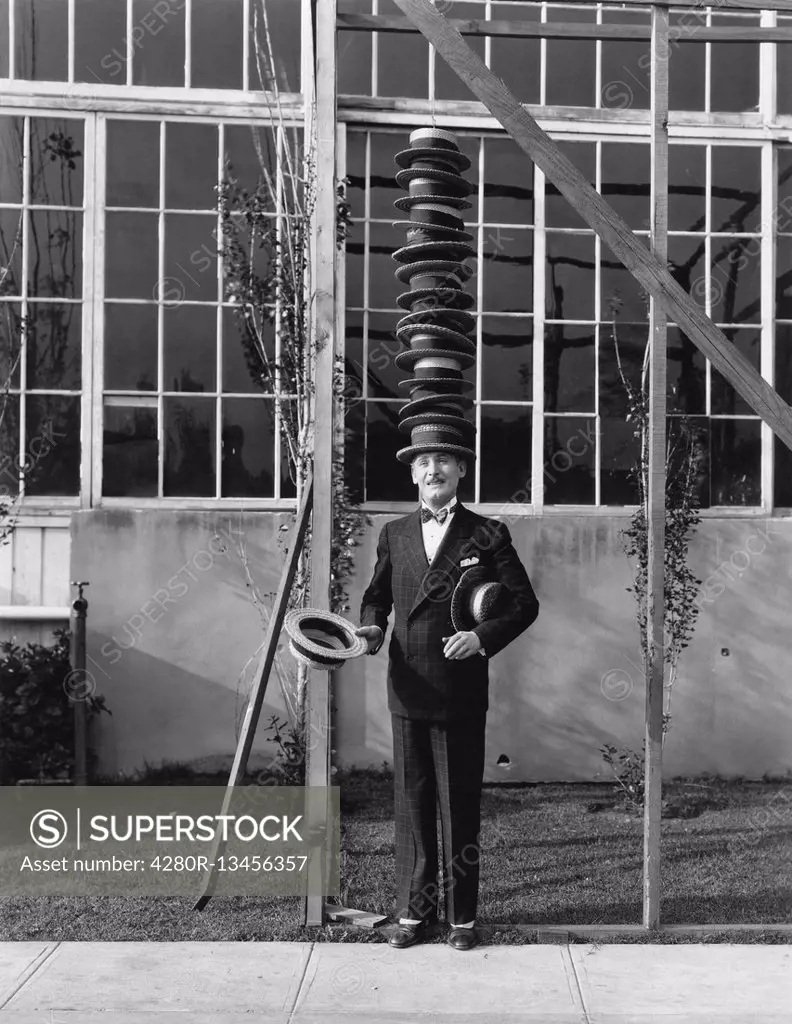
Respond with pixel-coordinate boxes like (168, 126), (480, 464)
(761, 140), (775, 512)
(704, 6), (712, 117)
(273, 124), (284, 501)
(539, 2), (547, 108)
(484, 0), (492, 71)
(595, 2), (602, 112)
(532, 160), (546, 512)
(372, 0), (379, 99)
(705, 143), (712, 420)
(335, 121), (347, 504)
(184, 0), (193, 90)
(594, 138), (601, 507)
(18, 116), (30, 497)
(81, 112), (100, 509)
(67, 0), (75, 84)
(243, 0), (251, 91)
(474, 136), (484, 504)
(215, 122), (224, 500)
(362, 130), (371, 501)
(8, 0), (14, 80)
(126, 0), (134, 87)
(157, 120), (166, 498)
(760, 9), (777, 125)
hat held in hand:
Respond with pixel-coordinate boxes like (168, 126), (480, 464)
(284, 608), (368, 670)
(451, 566), (511, 633)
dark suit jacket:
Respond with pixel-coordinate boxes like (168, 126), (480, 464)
(360, 502), (539, 722)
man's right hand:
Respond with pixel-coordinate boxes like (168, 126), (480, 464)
(355, 625), (383, 654)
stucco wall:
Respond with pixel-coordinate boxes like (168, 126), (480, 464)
(335, 514), (792, 782)
(69, 509), (792, 782)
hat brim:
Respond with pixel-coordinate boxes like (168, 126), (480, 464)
(284, 608), (368, 664)
(393, 241), (476, 264)
(397, 308), (476, 334)
(400, 393), (474, 416)
(397, 441), (476, 465)
(393, 220), (472, 241)
(395, 166), (474, 194)
(395, 348), (476, 372)
(395, 147), (472, 172)
(397, 287), (476, 311)
(399, 411), (475, 436)
(396, 322), (475, 347)
(394, 194), (472, 212)
(395, 259), (474, 285)
(399, 375), (475, 391)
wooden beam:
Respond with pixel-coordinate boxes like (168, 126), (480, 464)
(193, 473), (314, 911)
(338, 13), (792, 43)
(304, 0), (338, 930)
(643, 4), (669, 934)
(391, 0), (792, 456)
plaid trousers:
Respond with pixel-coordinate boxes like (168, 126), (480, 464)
(392, 713), (486, 925)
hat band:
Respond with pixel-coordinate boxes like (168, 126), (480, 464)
(413, 356), (461, 372)
(410, 128), (459, 149)
(411, 424), (466, 442)
(411, 365), (463, 381)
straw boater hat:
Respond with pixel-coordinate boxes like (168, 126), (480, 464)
(392, 127), (478, 467)
(284, 608), (368, 671)
(450, 567), (511, 633)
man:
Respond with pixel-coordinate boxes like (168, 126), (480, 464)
(356, 450), (539, 950)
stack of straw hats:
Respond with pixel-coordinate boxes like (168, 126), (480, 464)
(392, 128), (477, 465)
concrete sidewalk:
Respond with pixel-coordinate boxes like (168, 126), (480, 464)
(0, 941), (791, 1023)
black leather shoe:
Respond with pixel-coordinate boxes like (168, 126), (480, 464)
(447, 926), (478, 951)
(388, 921), (430, 949)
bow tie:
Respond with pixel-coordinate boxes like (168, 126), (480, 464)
(421, 504), (456, 525)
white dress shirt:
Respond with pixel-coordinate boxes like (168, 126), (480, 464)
(420, 498), (457, 564)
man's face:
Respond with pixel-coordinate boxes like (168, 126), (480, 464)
(411, 451), (466, 509)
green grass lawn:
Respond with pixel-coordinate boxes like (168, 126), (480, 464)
(0, 772), (789, 942)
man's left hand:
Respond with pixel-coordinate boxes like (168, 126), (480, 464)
(442, 631), (482, 660)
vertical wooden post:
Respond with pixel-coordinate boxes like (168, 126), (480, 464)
(304, 0), (338, 928)
(643, 2), (669, 932)
(69, 583), (89, 786)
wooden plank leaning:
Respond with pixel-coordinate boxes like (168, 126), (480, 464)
(391, 0), (792, 455)
(193, 472), (314, 911)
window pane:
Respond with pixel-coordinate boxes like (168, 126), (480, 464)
(0, 209), (24, 297)
(546, 232), (595, 321)
(377, 26), (428, 99)
(544, 324), (595, 414)
(370, 131), (406, 222)
(221, 397), (276, 497)
(780, 29), (792, 116)
(601, 240), (649, 323)
(0, 0), (8, 78)
(546, 7), (596, 107)
(192, 0), (243, 90)
(344, 397), (365, 505)
(711, 419), (761, 507)
(776, 236), (792, 319)
(164, 396), (216, 496)
(599, 321), (648, 420)
(223, 124), (276, 194)
(775, 323), (792, 406)
(601, 143), (649, 232)
(436, 3), (484, 101)
(247, 0), (301, 91)
(481, 316), (532, 402)
(711, 236), (760, 325)
(222, 305), (273, 393)
(74, 0), (127, 85)
(543, 416), (595, 505)
(482, 228), (533, 313)
(26, 303), (81, 389)
(0, 117), (24, 204)
(546, 142), (595, 229)
(711, 147), (761, 235)
(103, 403), (158, 497)
(28, 210), (83, 300)
(106, 212), (158, 299)
(368, 222), (398, 311)
(600, 419), (640, 505)
(346, 234), (364, 308)
(667, 328), (706, 415)
(775, 435), (792, 506)
(601, 9), (650, 112)
(163, 214), (219, 302)
(105, 303), (157, 391)
(367, 312), (401, 400)
(0, 302), (22, 389)
(779, 148), (792, 223)
(480, 407), (531, 503)
(490, 2), (540, 105)
(365, 402), (413, 501)
(668, 235), (706, 310)
(710, 16), (759, 113)
(107, 121), (160, 208)
(163, 304), (217, 392)
(669, 35), (704, 112)
(15, 0), (68, 81)
(338, 30), (371, 95)
(669, 145), (705, 233)
(29, 119), (84, 207)
(24, 394), (80, 495)
(0, 393), (20, 497)
(166, 123), (219, 211)
(132, 0), (186, 87)
(483, 138), (533, 226)
(710, 329), (760, 416)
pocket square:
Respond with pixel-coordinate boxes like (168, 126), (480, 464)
(460, 556), (480, 567)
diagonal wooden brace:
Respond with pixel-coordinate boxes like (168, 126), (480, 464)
(393, 0), (792, 454)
